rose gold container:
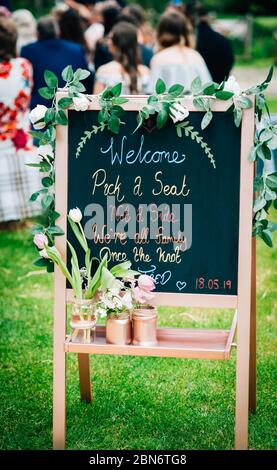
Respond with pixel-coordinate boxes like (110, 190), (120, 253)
(106, 313), (132, 345)
(132, 307), (157, 346)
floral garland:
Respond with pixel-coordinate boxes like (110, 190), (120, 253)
(29, 66), (277, 273)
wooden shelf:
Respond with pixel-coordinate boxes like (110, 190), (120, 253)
(65, 312), (237, 360)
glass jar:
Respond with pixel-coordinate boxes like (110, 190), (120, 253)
(70, 299), (97, 344)
(106, 312), (132, 345)
(132, 306), (157, 346)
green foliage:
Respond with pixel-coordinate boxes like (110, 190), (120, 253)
(176, 121), (216, 169)
(29, 66), (93, 270)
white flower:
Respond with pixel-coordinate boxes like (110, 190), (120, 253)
(38, 144), (54, 159)
(122, 291), (133, 309)
(39, 248), (49, 259)
(29, 105), (48, 130)
(73, 95), (90, 112)
(223, 76), (241, 96)
(69, 207), (82, 223)
(113, 297), (123, 310)
(97, 307), (107, 318)
(169, 103), (189, 123)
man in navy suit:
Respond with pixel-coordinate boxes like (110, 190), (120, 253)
(21, 16), (94, 109)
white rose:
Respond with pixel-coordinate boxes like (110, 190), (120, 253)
(69, 207), (82, 223)
(38, 144), (54, 159)
(73, 95), (90, 112)
(224, 76), (241, 96)
(29, 105), (48, 130)
(39, 248), (49, 259)
(169, 103), (189, 123)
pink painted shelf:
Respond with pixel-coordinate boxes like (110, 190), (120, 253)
(64, 312), (237, 360)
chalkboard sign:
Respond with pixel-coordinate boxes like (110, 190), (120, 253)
(67, 106), (241, 296)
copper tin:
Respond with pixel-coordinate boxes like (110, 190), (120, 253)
(106, 313), (132, 345)
(132, 307), (157, 346)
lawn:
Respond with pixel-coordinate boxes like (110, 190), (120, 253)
(0, 226), (276, 450)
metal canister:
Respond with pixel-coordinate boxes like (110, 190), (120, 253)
(132, 307), (157, 346)
(106, 313), (132, 345)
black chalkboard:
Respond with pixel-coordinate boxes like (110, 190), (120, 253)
(67, 108), (241, 295)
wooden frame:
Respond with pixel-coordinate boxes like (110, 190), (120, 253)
(53, 95), (255, 450)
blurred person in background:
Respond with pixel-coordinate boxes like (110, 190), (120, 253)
(120, 4), (153, 66)
(0, 17), (40, 225)
(58, 8), (92, 66)
(148, 11), (211, 92)
(20, 15), (93, 109)
(94, 4), (120, 70)
(188, 3), (234, 83)
(12, 9), (37, 54)
(84, 4), (105, 55)
(94, 21), (149, 94)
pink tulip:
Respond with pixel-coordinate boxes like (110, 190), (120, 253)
(33, 232), (48, 249)
(137, 274), (155, 292)
(133, 286), (154, 304)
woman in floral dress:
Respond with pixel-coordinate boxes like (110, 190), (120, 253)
(0, 17), (40, 223)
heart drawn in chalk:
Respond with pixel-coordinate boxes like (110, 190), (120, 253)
(176, 281), (187, 291)
(141, 116), (157, 133)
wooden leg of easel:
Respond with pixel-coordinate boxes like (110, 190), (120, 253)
(78, 353), (92, 402)
(53, 269), (67, 450)
(249, 237), (256, 413)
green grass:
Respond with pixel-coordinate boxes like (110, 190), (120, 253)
(0, 227), (276, 450)
(266, 96), (277, 113)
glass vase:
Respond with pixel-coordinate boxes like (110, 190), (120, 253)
(70, 299), (97, 344)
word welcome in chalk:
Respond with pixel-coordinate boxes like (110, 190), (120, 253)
(100, 135), (187, 165)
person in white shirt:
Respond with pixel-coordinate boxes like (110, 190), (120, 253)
(148, 10), (211, 93)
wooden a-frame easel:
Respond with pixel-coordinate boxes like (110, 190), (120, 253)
(52, 96), (256, 450)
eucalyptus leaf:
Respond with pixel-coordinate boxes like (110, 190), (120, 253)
(155, 78), (166, 95)
(191, 76), (202, 94)
(202, 82), (215, 95)
(58, 97), (73, 109)
(74, 68), (91, 81)
(44, 70), (58, 89)
(56, 109), (68, 125)
(110, 82), (122, 97)
(253, 196), (267, 213)
(41, 176), (53, 188)
(233, 107), (242, 127)
(157, 108), (168, 129)
(44, 108), (55, 124)
(168, 84), (184, 96)
(201, 111), (213, 130)
(215, 90), (234, 100)
(39, 87), (55, 100)
(47, 225), (64, 236)
(62, 65), (74, 82)
(266, 173), (277, 189)
(261, 229), (273, 247)
(41, 194), (54, 209)
(108, 115), (121, 133)
(235, 95), (253, 109)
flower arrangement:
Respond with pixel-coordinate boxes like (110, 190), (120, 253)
(33, 206), (136, 301)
